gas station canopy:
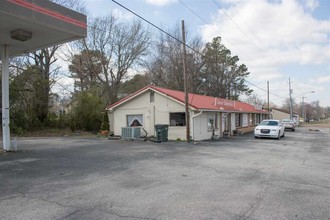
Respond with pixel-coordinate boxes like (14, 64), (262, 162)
(0, 0), (87, 58)
(0, 0), (87, 152)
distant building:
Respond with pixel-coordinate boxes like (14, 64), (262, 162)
(49, 96), (72, 116)
(271, 108), (300, 125)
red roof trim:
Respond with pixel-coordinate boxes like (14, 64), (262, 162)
(8, 0), (87, 28)
(106, 85), (268, 114)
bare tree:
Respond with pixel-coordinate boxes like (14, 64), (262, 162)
(147, 31), (252, 100)
(147, 24), (204, 92)
(25, 48), (59, 121)
(19, 0), (86, 122)
(71, 15), (151, 104)
(50, 0), (86, 13)
(244, 93), (265, 106)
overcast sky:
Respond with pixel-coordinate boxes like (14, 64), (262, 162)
(81, 0), (330, 107)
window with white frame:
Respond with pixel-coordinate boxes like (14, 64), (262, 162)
(127, 114), (143, 127)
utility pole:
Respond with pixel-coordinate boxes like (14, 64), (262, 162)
(289, 78), (293, 120)
(301, 96), (306, 122)
(267, 81), (270, 118)
(182, 20), (190, 143)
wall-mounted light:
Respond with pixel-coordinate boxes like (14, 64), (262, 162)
(10, 29), (32, 42)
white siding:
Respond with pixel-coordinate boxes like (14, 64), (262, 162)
(108, 111), (114, 134)
(193, 112), (210, 140)
(231, 113), (236, 131)
(272, 109), (300, 125)
(242, 113), (248, 127)
(112, 92), (150, 136)
(110, 88), (267, 140)
(192, 112), (221, 141)
(112, 90), (189, 140)
(272, 109), (290, 120)
(153, 92), (188, 139)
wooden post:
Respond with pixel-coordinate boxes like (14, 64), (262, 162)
(182, 20), (190, 143)
(289, 78), (293, 120)
(267, 81), (270, 118)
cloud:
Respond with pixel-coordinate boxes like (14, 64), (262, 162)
(201, 0), (329, 77)
(313, 75), (330, 84)
(145, 0), (177, 6)
(303, 0), (319, 11)
(201, 0), (330, 106)
(202, 0), (330, 60)
(203, 0), (329, 52)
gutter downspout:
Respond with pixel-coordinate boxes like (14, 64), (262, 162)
(191, 110), (203, 141)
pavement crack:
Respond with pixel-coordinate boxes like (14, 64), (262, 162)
(16, 188), (80, 210)
(169, 159), (225, 174)
(272, 178), (330, 189)
(0, 194), (23, 201)
(60, 208), (84, 220)
(95, 208), (156, 220)
(238, 185), (269, 219)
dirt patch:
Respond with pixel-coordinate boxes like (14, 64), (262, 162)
(16, 129), (96, 137)
(301, 119), (330, 133)
(301, 120), (330, 129)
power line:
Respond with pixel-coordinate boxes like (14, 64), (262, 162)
(178, 0), (209, 24)
(177, 0), (287, 100)
(109, 0), (287, 101)
(178, 0), (251, 60)
(111, 0), (204, 58)
(211, 0), (258, 48)
(245, 80), (286, 99)
(211, 0), (290, 76)
(176, 0), (264, 95)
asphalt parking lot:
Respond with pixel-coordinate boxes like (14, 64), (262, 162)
(0, 127), (329, 220)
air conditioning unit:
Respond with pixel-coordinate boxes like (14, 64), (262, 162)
(121, 127), (141, 139)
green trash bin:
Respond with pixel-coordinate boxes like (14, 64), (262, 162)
(154, 124), (169, 142)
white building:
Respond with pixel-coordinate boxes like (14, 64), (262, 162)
(106, 85), (269, 141)
(271, 108), (300, 125)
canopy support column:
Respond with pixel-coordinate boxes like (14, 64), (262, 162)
(2, 45), (12, 151)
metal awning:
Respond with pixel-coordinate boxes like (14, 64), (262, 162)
(0, 0), (87, 58)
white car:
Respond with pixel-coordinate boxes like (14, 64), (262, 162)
(254, 120), (285, 139)
(282, 119), (295, 131)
